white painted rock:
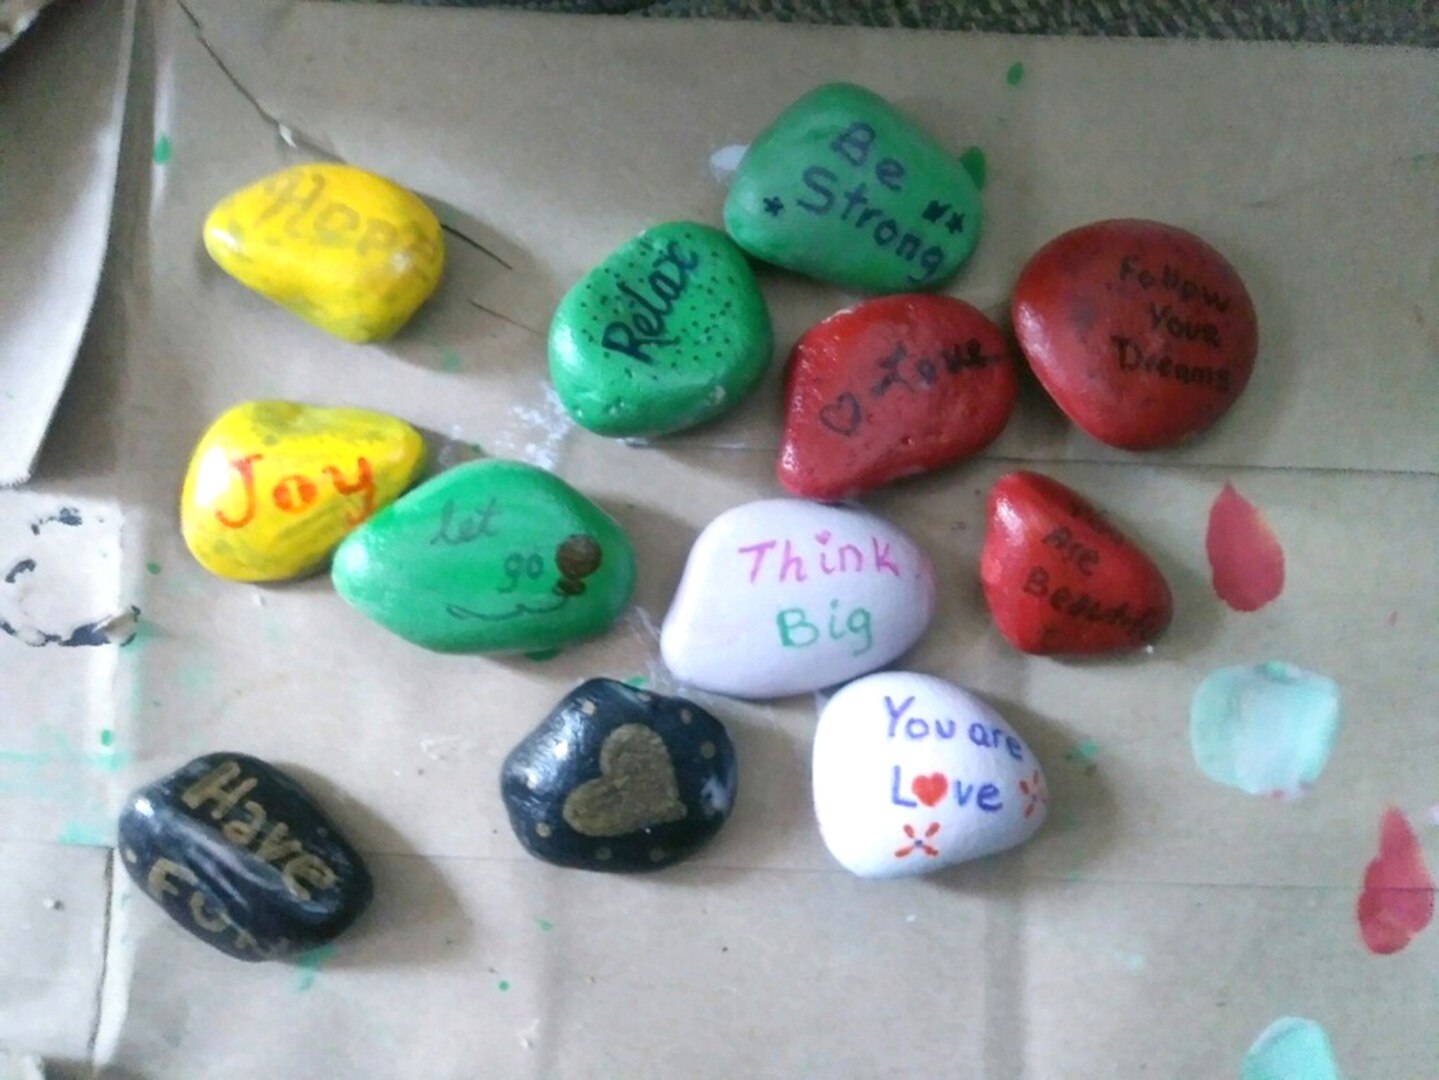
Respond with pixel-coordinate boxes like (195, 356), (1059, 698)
(812, 672), (1048, 878)
(660, 499), (935, 698)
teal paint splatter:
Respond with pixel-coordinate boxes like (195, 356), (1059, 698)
(145, 561), (162, 575)
(99, 729), (114, 747)
(153, 135), (172, 165)
(439, 348), (463, 373)
(58, 820), (112, 846)
(1242, 1017), (1342, 1080)
(1006, 62), (1025, 86)
(497, 979), (511, 992)
(1065, 739), (1099, 766)
(536, 918), (553, 932)
(958, 146), (987, 191)
(293, 944), (337, 992)
(1191, 662), (1341, 798)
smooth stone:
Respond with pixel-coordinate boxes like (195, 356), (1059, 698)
(331, 459), (635, 653)
(980, 470), (1173, 654)
(661, 499), (935, 698)
(180, 400), (426, 582)
(118, 753), (372, 961)
(549, 222), (773, 437)
(724, 83), (983, 293)
(778, 294), (1016, 500)
(812, 672), (1047, 878)
(203, 163), (444, 343)
(1242, 1018), (1342, 1080)
(1012, 218), (1258, 450)
(501, 678), (738, 872)
(1190, 661), (1341, 798)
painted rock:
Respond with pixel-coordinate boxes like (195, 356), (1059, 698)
(549, 222), (773, 437)
(203, 163), (444, 343)
(501, 679), (738, 872)
(1012, 219), (1258, 449)
(661, 499), (935, 698)
(1190, 661), (1341, 798)
(813, 672), (1047, 878)
(778, 294), (1016, 500)
(725, 83), (983, 293)
(118, 753), (372, 961)
(331, 459), (635, 653)
(980, 471), (1172, 654)
(181, 400), (426, 582)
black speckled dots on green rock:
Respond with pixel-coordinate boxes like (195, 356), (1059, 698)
(548, 222), (773, 438)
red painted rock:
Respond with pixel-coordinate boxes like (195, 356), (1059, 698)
(1012, 219), (1257, 450)
(979, 470), (1172, 654)
(777, 295), (1016, 500)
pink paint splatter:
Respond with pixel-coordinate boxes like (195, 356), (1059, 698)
(1206, 483), (1285, 612)
(1356, 807), (1434, 955)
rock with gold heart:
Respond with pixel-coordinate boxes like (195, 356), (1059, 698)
(203, 163), (444, 343)
(501, 679), (738, 872)
(181, 400), (426, 583)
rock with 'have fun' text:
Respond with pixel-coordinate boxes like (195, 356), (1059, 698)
(725, 83), (983, 293)
(813, 672), (1048, 878)
(661, 499), (935, 698)
(119, 753), (372, 960)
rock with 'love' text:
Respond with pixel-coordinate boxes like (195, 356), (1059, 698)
(118, 753), (373, 960)
(331, 459), (635, 653)
(812, 672), (1048, 878)
(725, 83), (983, 292)
(660, 499), (935, 698)
(549, 222), (773, 437)
(501, 679), (738, 872)
(181, 400), (426, 582)
(203, 163), (444, 343)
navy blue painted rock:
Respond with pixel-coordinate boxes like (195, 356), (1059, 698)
(501, 679), (738, 872)
(118, 753), (373, 961)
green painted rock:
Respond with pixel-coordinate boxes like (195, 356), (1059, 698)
(725, 83), (983, 293)
(548, 222), (773, 438)
(331, 460), (635, 653)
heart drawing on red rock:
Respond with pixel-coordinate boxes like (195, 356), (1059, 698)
(910, 772), (949, 807)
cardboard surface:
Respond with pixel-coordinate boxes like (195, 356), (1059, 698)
(1, 1), (1436, 1076)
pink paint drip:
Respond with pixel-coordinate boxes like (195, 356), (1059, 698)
(1205, 483), (1285, 612)
(1356, 807), (1435, 955)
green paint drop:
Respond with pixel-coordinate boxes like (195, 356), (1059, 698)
(1065, 739), (1098, 765)
(526, 648), (562, 662)
(1242, 1017), (1342, 1080)
(439, 348), (463, 373)
(99, 729), (114, 747)
(536, 918), (553, 932)
(497, 979), (511, 992)
(145, 561), (162, 575)
(293, 943), (337, 993)
(623, 675), (649, 689)
(1190, 661), (1341, 798)
(1006, 62), (1025, 86)
(153, 134), (172, 165)
(958, 146), (987, 191)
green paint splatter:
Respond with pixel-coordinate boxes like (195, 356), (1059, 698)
(497, 979), (511, 992)
(536, 918), (553, 932)
(1242, 1017), (1341, 1080)
(439, 348), (463, 373)
(1006, 62), (1025, 86)
(622, 675), (649, 689)
(99, 729), (114, 747)
(293, 944), (337, 992)
(58, 820), (112, 846)
(145, 561), (162, 575)
(153, 134), (172, 165)
(958, 146), (987, 191)
(1065, 739), (1099, 765)
(526, 648), (561, 662)
(468, 442), (485, 455)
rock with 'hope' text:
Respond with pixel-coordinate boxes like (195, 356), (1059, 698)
(203, 163), (444, 343)
(549, 222), (773, 437)
(1012, 219), (1258, 449)
(813, 672), (1048, 878)
(181, 400), (426, 582)
(979, 470), (1173, 654)
(725, 83), (983, 293)
(331, 459), (635, 653)
(661, 499), (935, 698)
(118, 753), (373, 961)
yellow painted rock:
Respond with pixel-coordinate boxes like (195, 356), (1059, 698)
(181, 401), (427, 582)
(202, 164), (444, 343)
